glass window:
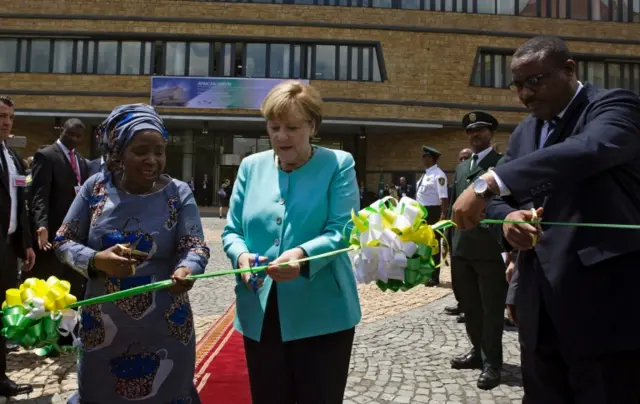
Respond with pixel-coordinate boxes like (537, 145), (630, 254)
(306, 47), (312, 78)
(518, 0), (538, 16)
(362, 47), (370, 81)
(233, 136), (257, 158)
(315, 45), (336, 80)
(293, 45), (302, 78)
(372, 48), (381, 82)
(493, 54), (504, 88)
(245, 43), (267, 78)
(634, 0), (640, 21)
(222, 43), (232, 77)
(18, 40), (28, 72)
(294, 0), (315, 3)
(338, 46), (348, 80)
(257, 138), (271, 152)
(270, 44), (290, 78)
(86, 41), (96, 74)
(52, 40), (74, 73)
(569, 0), (590, 19)
(97, 41), (117, 74)
(586, 62), (606, 87)
(30, 39), (51, 73)
(478, 0), (497, 14)
(143, 42), (153, 75)
(76, 41), (85, 73)
(189, 42), (210, 76)
(371, 0), (392, 7)
(120, 41), (142, 75)
(400, 0), (420, 9)
(350, 47), (359, 80)
(497, 0), (517, 14)
(165, 42), (187, 76)
(0, 40), (17, 73)
(608, 63), (621, 88)
(632, 63), (640, 94)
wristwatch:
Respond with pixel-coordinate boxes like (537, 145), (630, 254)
(472, 177), (494, 199)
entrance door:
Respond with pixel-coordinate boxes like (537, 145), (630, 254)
(217, 165), (239, 205)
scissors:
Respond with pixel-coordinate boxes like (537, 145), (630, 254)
(249, 253), (261, 294)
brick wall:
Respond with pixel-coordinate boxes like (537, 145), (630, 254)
(2, 0), (638, 173)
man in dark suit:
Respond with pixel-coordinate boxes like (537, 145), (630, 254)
(448, 111), (506, 390)
(31, 118), (89, 301)
(452, 36), (640, 402)
(0, 95), (34, 397)
(444, 147), (472, 323)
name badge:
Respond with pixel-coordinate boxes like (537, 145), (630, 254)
(74, 186), (81, 195)
(13, 175), (27, 187)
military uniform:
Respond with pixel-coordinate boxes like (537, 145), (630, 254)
(416, 146), (448, 282)
(449, 111), (507, 390)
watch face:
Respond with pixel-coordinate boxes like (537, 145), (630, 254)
(473, 179), (488, 194)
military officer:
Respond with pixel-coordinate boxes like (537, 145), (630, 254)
(448, 111), (506, 390)
(416, 146), (448, 286)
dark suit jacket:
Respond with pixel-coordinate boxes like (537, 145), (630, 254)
(486, 84), (640, 357)
(0, 147), (32, 258)
(31, 142), (89, 240)
(449, 149), (504, 261)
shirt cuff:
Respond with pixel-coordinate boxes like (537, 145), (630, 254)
(490, 170), (511, 196)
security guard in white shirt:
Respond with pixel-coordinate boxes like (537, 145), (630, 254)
(416, 145), (448, 285)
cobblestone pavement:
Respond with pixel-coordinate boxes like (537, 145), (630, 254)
(4, 217), (523, 403)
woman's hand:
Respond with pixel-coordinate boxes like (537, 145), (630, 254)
(93, 244), (140, 278)
(169, 267), (194, 294)
(238, 253), (268, 291)
(266, 248), (306, 282)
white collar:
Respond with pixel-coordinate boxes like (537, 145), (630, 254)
(426, 164), (440, 173)
(556, 81), (584, 120)
(56, 139), (74, 155)
(473, 146), (493, 163)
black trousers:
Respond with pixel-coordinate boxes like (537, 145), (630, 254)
(452, 256), (507, 367)
(0, 235), (19, 378)
(521, 297), (640, 404)
(424, 205), (442, 280)
(243, 287), (355, 404)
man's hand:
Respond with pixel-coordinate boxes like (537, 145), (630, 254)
(36, 227), (52, 251)
(506, 304), (518, 327)
(506, 260), (515, 283)
(23, 248), (35, 271)
(503, 208), (543, 250)
(451, 187), (487, 230)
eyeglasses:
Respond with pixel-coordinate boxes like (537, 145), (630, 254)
(509, 68), (560, 91)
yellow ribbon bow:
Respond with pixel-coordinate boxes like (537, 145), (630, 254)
(3, 276), (77, 312)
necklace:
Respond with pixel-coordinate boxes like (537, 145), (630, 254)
(120, 172), (156, 195)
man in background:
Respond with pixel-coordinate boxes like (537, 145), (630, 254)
(0, 96), (34, 397)
(31, 119), (89, 302)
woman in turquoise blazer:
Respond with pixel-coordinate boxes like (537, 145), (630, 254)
(222, 81), (361, 404)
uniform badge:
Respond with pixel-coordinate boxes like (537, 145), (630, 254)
(469, 113), (476, 122)
(438, 177), (445, 186)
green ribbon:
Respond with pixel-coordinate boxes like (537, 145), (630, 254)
(66, 247), (355, 309)
(374, 244), (435, 292)
(1, 305), (66, 356)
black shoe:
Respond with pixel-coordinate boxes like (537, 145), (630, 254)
(444, 304), (461, 316)
(450, 350), (483, 370)
(477, 365), (501, 390)
(456, 313), (466, 323)
(0, 378), (33, 397)
(425, 278), (440, 287)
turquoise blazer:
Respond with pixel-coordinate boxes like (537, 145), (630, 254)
(222, 146), (362, 342)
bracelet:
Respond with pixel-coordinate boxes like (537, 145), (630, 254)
(88, 252), (98, 275)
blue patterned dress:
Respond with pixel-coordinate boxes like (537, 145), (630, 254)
(54, 172), (209, 404)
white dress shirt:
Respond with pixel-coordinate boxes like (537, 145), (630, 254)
(56, 139), (81, 185)
(491, 82), (584, 196)
(470, 146), (494, 170)
(416, 164), (448, 206)
(1, 143), (18, 235)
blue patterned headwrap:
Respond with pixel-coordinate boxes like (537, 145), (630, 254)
(95, 103), (168, 171)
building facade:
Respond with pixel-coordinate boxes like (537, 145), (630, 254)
(1, 0), (639, 202)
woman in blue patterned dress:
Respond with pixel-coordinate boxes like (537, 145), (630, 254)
(54, 104), (210, 404)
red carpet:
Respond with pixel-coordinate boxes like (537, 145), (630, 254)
(195, 303), (252, 403)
